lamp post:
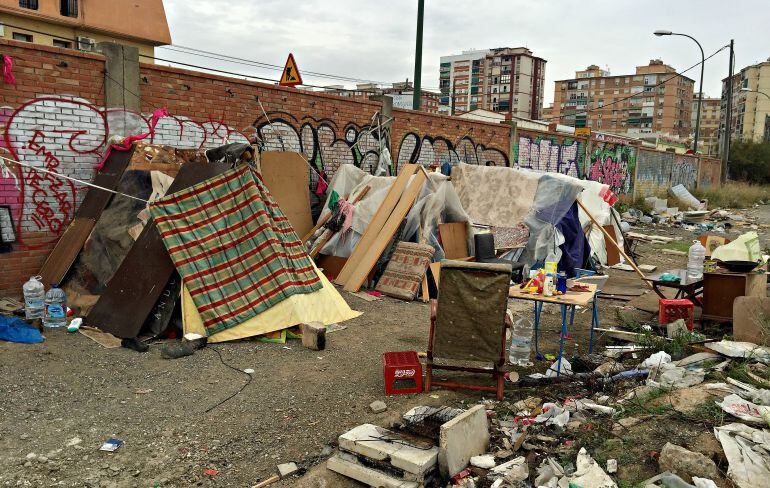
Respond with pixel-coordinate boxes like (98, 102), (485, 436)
(741, 87), (770, 142)
(412, 0), (425, 110)
(654, 30), (705, 153)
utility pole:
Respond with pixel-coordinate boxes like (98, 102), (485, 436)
(722, 39), (734, 184)
(412, 0), (425, 111)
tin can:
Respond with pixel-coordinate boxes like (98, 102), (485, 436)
(704, 259), (717, 273)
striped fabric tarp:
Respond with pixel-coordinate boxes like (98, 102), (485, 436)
(149, 164), (322, 334)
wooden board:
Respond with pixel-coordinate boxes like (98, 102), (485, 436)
(344, 169), (427, 292)
(603, 225), (620, 265)
(733, 296), (770, 345)
(260, 152), (313, 239)
(38, 148), (134, 285)
(439, 222), (469, 259)
(86, 161), (231, 338)
(508, 283), (598, 307)
(335, 164), (418, 286)
(39, 218), (96, 286)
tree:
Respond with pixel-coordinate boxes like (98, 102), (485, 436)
(729, 140), (770, 183)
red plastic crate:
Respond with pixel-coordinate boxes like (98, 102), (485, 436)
(382, 351), (423, 395)
(658, 298), (694, 330)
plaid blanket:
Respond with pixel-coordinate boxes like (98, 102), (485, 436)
(149, 164), (321, 334)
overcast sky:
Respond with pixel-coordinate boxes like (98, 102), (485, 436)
(163, 0), (769, 105)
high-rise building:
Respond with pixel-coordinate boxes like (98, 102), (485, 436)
(0, 0), (171, 60)
(322, 82), (441, 114)
(439, 47), (546, 119)
(552, 60), (695, 139)
(720, 58), (770, 147)
(691, 93), (721, 156)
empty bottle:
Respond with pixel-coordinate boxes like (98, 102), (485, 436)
(22, 275), (45, 320)
(687, 240), (706, 280)
(43, 284), (67, 328)
(509, 315), (533, 366)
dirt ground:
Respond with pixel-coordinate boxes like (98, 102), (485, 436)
(1, 205), (768, 487)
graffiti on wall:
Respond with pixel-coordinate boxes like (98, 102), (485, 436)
(396, 132), (508, 173)
(253, 112), (383, 176)
(1, 95), (251, 247)
(671, 155), (698, 189)
(634, 150), (674, 198)
(515, 134), (585, 178)
(587, 142), (637, 195)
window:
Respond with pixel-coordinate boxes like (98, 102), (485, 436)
(53, 39), (72, 49)
(500, 74), (511, 84)
(60, 0), (78, 17)
(19, 0), (38, 9)
(12, 32), (33, 42)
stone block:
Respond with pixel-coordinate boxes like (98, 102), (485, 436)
(338, 424), (437, 476)
(327, 454), (419, 488)
(370, 400), (387, 413)
(301, 322), (326, 351)
(659, 442), (719, 483)
(277, 462), (298, 477)
(438, 404), (489, 477)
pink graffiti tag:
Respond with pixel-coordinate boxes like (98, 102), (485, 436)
(589, 156), (629, 193)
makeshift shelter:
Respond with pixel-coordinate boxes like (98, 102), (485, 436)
(450, 163), (622, 275)
(310, 164), (472, 264)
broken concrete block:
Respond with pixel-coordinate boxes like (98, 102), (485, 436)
(659, 442), (719, 483)
(607, 459), (618, 474)
(439, 404), (490, 477)
(639, 264), (657, 272)
(327, 454), (419, 488)
(301, 322), (326, 351)
(338, 424), (437, 477)
(276, 462), (298, 477)
(470, 454), (495, 469)
(369, 400), (387, 414)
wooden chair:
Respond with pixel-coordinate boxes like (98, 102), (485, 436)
(425, 260), (512, 400)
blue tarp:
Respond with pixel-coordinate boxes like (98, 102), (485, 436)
(0, 315), (44, 344)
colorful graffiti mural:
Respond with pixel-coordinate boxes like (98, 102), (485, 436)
(515, 134), (585, 178)
(587, 142), (637, 195)
(395, 132), (508, 173)
(671, 154), (699, 189)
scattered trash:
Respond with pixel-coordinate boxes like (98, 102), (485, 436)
(0, 315), (44, 344)
(470, 454), (496, 469)
(99, 438), (124, 452)
(714, 423), (770, 488)
(243, 368), (255, 374)
(67, 317), (82, 333)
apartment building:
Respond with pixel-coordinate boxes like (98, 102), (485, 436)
(439, 47), (546, 119)
(720, 58), (770, 146)
(0, 0), (170, 59)
(552, 60), (695, 139)
(691, 93), (721, 156)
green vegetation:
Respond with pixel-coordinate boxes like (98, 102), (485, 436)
(693, 181), (770, 208)
(652, 240), (691, 253)
(727, 140), (770, 184)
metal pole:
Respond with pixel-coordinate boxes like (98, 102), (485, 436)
(722, 39), (734, 184)
(694, 43), (704, 153)
(412, 0), (424, 111)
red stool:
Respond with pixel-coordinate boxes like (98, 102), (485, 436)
(658, 298), (694, 330)
(382, 351), (423, 395)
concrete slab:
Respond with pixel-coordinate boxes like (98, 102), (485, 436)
(327, 454), (419, 488)
(338, 424), (437, 476)
(438, 404), (490, 477)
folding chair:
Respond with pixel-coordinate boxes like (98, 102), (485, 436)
(426, 260), (512, 400)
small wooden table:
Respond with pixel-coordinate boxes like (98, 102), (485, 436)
(509, 283), (599, 377)
(643, 269), (704, 308)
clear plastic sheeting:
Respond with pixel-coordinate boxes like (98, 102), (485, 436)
(316, 164), (471, 259)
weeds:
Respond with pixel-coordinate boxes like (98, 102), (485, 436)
(692, 181), (770, 209)
(653, 241), (691, 253)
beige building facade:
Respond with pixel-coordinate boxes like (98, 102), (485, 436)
(439, 47), (546, 119)
(0, 0), (171, 59)
(552, 60), (694, 140)
(691, 94), (721, 156)
(721, 59), (770, 146)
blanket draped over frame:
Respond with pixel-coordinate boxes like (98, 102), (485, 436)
(149, 164), (322, 334)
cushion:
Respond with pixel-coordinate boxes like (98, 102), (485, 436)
(375, 241), (434, 301)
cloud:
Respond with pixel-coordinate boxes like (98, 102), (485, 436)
(163, 0), (769, 104)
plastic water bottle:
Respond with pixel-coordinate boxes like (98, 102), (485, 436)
(687, 240), (706, 279)
(509, 316), (533, 366)
(43, 284), (68, 328)
(22, 276), (45, 320)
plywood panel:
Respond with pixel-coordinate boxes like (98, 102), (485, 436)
(260, 152), (313, 239)
(344, 170), (427, 292)
(603, 225), (620, 266)
(439, 222), (469, 259)
(335, 164), (418, 286)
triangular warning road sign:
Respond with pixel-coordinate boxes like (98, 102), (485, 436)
(279, 53), (303, 87)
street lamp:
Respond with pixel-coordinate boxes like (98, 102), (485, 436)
(654, 30), (705, 154)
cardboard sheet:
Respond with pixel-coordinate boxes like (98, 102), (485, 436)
(260, 152), (313, 238)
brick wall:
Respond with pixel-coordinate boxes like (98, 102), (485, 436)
(0, 38), (722, 297)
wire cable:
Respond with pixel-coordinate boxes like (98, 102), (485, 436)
(204, 347), (253, 414)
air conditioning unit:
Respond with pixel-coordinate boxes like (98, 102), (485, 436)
(76, 36), (95, 52)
